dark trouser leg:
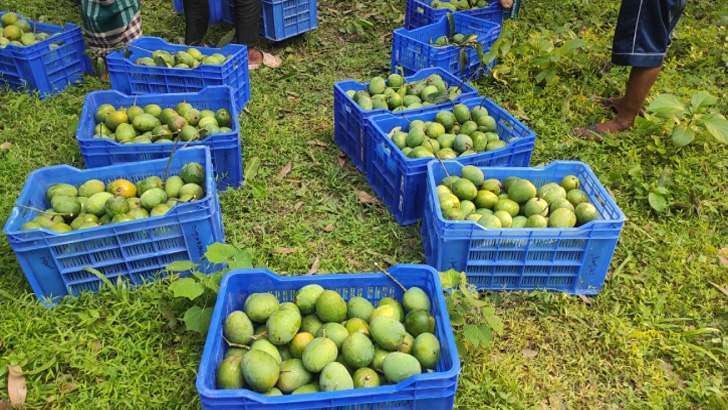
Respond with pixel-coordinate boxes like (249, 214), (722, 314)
(233, 0), (260, 46)
(184, 0), (209, 45)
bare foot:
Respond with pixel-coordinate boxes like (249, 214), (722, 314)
(573, 118), (632, 141)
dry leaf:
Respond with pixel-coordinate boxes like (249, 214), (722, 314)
(59, 383), (78, 394)
(337, 156), (345, 166)
(337, 151), (346, 158)
(387, 126), (402, 138)
(307, 256), (320, 275)
(276, 161), (293, 179)
(0, 142), (12, 151)
(521, 349), (538, 358)
(277, 247), (295, 254)
(709, 282), (728, 297)
(306, 140), (327, 147)
(0, 399), (14, 410)
(323, 223), (334, 232)
(243, 107), (252, 115)
(357, 191), (380, 205)
(8, 365), (26, 406)
(283, 178), (301, 183)
(578, 294), (591, 304)
(718, 248), (728, 266)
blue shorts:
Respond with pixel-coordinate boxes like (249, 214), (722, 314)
(612, 0), (687, 67)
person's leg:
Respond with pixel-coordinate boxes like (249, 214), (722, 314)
(232, 0), (262, 65)
(576, 0), (687, 139)
(183, 0), (209, 45)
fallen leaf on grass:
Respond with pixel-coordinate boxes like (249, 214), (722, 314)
(277, 247), (295, 254)
(307, 256), (320, 275)
(90, 340), (102, 353)
(276, 161), (293, 179)
(0, 142), (11, 151)
(522, 349), (538, 358)
(0, 399), (13, 410)
(578, 295), (591, 304)
(306, 140), (327, 147)
(323, 223), (334, 232)
(358, 191), (380, 205)
(59, 383), (78, 394)
(709, 282), (728, 297)
(8, 365), (26, 406)
(718, 248), (728, 266)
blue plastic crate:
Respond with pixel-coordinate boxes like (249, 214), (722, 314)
(106, 37), (250, 113)
(334, 67), (478, 174)
(76, 86), (242, 191)
(3, 147), (225, 307)
(421, 160), (625, 295)
(197, 264), (460, 409)
(173, 0), (317, 41)
(258, 0), (318, 41)
(0, 12), (91, 98)
(391, 13), (501, 79)
(404, 0), (504, 30)
(366, 96), (535, 225)
(172, 0), (230, 24)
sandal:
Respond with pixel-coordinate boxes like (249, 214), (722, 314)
(592, 96), (645, 117)
(595, 97), (619, 114)
(572, 124), (607, 142)
(249, 51), (282, 70)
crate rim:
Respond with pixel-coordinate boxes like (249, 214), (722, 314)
(107, 36), (247, 72)
(394, 12), (502, 47)
(196, 264), (461, 404)
(76, 85), (240, 147)
(3, 146), (216, 236)
(426, 159), (627, 231)
(369, 96), (536, 164)
(334, 66), (478, 115)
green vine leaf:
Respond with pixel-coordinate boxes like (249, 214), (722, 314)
(169, 278), (206, 301)
(439, 269), (463, 290)
(182, 306), (214, 334)
(689, 91), (717, 114)
(485, 315), (504, 334)
(165, 260), (199, 272)
(648, 192), (667, 212)
(671, 124), (696, 147)
(463, 324), (480, 348)
(647, 94), (686, 119)
(700, 113), (728, 144)
(205, 243), (238, 264)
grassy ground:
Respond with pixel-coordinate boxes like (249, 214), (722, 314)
(1, 0), (727, 408)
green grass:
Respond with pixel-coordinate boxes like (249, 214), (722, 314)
(1, 0), (727, 408)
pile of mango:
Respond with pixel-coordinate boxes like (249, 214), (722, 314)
(217, 285), (442, 395)
(437, 165), (599, 227)
(93, 102), (233, 144)
(20, 162), (206, 232)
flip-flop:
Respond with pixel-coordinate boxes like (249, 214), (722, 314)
(572, 124), (606, 142)
(596, 97), (619, 114)
(249, 51), (282, 70)
(592, 96), (645, 117)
